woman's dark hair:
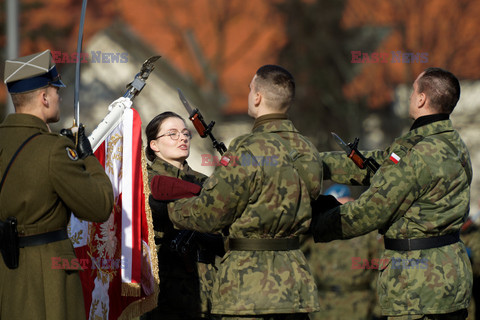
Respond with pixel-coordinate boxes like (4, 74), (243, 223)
(145, 111), (185, 162)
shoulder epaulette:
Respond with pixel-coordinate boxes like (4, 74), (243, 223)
(396, 134), (425, 151)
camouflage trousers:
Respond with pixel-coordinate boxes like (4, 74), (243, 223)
(212, 314), (310, 320)
(387, 308), (468, 320)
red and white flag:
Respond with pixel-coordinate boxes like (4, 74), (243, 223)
(69, 107), (159, 319)
(389, 152), (401, 164)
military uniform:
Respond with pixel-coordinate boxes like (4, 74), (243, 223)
(460, 219), (480, 320)
(313, 115), (473, 318)
(303, 232), (382, 320)
(304, 184), (383, 320)
(0, 114), (114, 319)
(143, 157), (218, 319)
(168, 114), (321, 317)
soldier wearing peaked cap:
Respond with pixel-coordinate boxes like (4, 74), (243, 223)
(312, 68), (473, 319)
(0, 50), (114, 320)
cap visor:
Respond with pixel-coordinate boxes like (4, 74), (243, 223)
(51, 79), (66, 88)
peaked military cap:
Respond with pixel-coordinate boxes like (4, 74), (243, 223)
(4, 49), (66, 93)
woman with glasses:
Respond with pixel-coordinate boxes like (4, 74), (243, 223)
(142, 111), (224, 320)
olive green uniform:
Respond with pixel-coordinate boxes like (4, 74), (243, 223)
(0, 114), (114, 320)
(314, 117), (472, 318)
(169, 114), (321, 317)
(303, 232), (382, 320)
(460, 221), (480, 319)
(144, 157), (218, 319)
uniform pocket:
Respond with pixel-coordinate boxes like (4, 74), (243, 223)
(203, 175), (219, 191)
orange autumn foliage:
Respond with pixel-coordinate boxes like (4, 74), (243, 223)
(2, 0), (286, 114)
(342, 0), (480, 109)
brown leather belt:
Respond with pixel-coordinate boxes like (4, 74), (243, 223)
(228, 237), (300, 251)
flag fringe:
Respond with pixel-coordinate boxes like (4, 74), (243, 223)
(118, 147), (160, 317)
(121, 283), (142, 297)
(142, 147), (160, 290)
(117, 291), (158, 320)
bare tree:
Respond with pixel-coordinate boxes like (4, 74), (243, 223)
(274, 0), (385, 148)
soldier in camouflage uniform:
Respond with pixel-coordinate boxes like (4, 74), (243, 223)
(167, 65), (322, 319)
(303, 184), (383, 320)
(311, 68), (473, 320)
(142, 112), (223, 320)
(460, 214), (480, 320)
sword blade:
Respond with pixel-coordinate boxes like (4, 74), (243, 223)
(73, 0), (88, 126)
(177, 88), (195, 116)
(331, 132), (352, 154)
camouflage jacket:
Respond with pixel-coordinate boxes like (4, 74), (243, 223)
(148, 157), (206, 186)
(169, 114), (321, 315)
(302, 232), (382, 320)
(315, 118), (473, 316)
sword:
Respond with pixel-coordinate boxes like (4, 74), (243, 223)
(73, 0), (88, 128)
(331, 132), (380, 174)
(177, 88), (226, 155)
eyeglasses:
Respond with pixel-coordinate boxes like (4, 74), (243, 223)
(156, 130), (192, 140)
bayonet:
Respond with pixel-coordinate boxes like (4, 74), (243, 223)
(331, 132), (380, 174)
(178, 88), (195, 116)
(177, 88), (226, 155)
(331, 132), (352, 155)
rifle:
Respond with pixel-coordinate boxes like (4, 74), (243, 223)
(331, 132), (380, 174)
(168, 89), (227, 261)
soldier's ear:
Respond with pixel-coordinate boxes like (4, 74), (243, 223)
(41, 89), (49, 107)
(417, 92), (426, 108)
(254, 91), (262, 106)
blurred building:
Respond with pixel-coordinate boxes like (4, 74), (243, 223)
(53, 23), (251, 176)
